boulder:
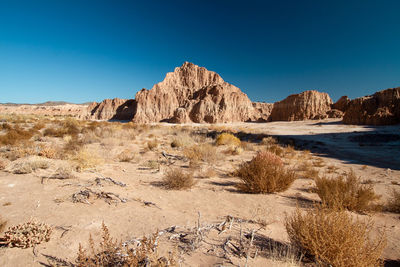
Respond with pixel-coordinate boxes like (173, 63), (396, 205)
(343, 87), (400, 125)
(269, 90), (333, 121)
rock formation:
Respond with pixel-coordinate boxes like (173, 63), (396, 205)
(343, 87), (400, 125)
(332, 96), (350, 112)
(84, 98), (137, 121)
(251, 102), (274, 122)
(269, 90), (333, 121)
(133, 62), (258, 123)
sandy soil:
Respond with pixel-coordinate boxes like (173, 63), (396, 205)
(0, 118), (399, 266)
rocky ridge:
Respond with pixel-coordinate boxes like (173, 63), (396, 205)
(343, 87), (400, 125)
(2, 62), (399, 125)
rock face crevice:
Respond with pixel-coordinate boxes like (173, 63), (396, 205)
(343, 87), (400, 125)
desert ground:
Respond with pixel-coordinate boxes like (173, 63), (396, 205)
(0, 115), (399, 266)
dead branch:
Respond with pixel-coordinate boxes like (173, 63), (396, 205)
(95, 177), (127, 187)
(72, 188), (127, 205)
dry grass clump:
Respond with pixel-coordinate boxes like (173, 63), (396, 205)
(170, 133), (194, 148)
(43, 118), (80, 138)
(62, 136), (85, 157)
(297, 161), (319, 179)
(183, 143), (217, 164)
(285, 207), (386, 267)
(163, 168), (195, 190)
(51, 165), (75, 180)
(32, 121), (46, 131)
(117, 149), (136, 162)
(0, 122), (12, 130)
(71, 149), (103, 172)
(76, 223), (174, 267)
(385, 189), (400, 213)
(0, 125), (35, 145)
(315, 170), (380, 212)
(261, 136), (277, 146)
(0, 220), (52, 248)
(216, 133), (241, 147)
(235, 151), (296, 193)
(266, 144), (284, 156)
(147, 139), (158, 151)
(37, 144), (59, 159)
(10, 157), (50, 174)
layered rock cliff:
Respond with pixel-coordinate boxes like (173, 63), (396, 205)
(269, 90), (333, 121)
(343, 87), (400, 125)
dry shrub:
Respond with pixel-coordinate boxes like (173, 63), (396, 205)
(37, 144), (58, 159)
(62, 136), (84, 157)
(0, 122), (12, 130)
(183, 143), (217, 164)
(216, 133), (241, 147)
(283, 145), (296, 158)
(285, 207), (386, 267)
(170, 133), (194, 148)
(32, 121), (46, 131)
(261, 136), (277, 146)
(0, 125), (34, 145)
(71, 149), (103, 172)
(163, 168), (195, 190)
(315, 170), (380, 212)
(147, 139), (158, 151)
(10, 157), (50, 174)
(80, 131), (101, 144)
(0, 220), (52, 248)
(235, 151), (296, 193)
(386, 189), (400, 213)
(297, 161), (319, 179)
(51, 165), (75, 179)
(43, 118), (80, 138)
(117, 149), (136, 162)
(266, 144), (284, 156)
(76, 223), (175, 267)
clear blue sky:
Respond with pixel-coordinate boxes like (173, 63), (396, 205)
(1, 0), (400, 104)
